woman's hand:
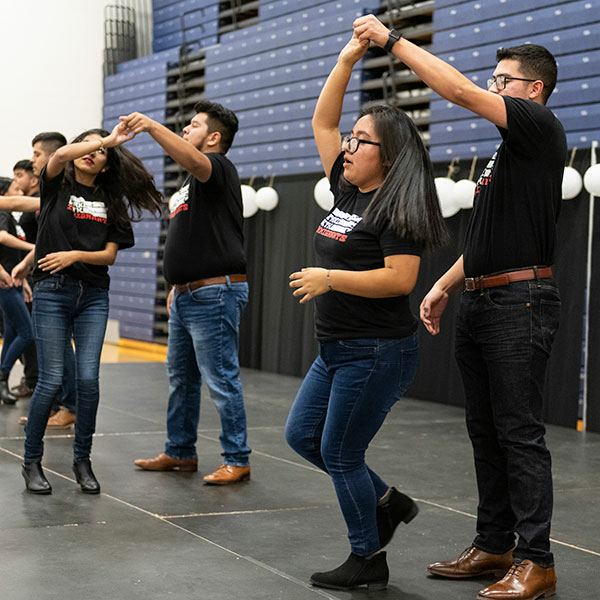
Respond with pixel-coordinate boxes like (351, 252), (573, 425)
(289, 267), (330, 304)
(104, 122), (136, 148)
(338, 33), (370, 67)
(38, 251), (79, 274)
(0, 266), (12, 289)
(22, 279), (33, 303)
(353, 15), (390, 48)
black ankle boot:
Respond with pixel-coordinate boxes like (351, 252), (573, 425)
(0, 377), (17, 405)
(310, 552), (389, 590)
(73, 459), (100, 494)
(377, 487), (419, 548)
(22, 462), (52, 494)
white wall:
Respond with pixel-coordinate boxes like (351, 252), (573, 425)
(0, 0), (113, 176)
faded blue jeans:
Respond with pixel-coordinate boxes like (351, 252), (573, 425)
(455, 278), (560, 567)
(24, 275), (109, 463)
(0, 286), (34, 377)
(286, 334), (419, 556)
(165, 281), (250, 466)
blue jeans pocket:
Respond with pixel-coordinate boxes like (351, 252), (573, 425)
(189, 285), (223, 304)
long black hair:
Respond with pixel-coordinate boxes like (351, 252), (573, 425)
(0, 177), (12, 196)
(62, 128), (163, 229)
(352, 105), (448, 249)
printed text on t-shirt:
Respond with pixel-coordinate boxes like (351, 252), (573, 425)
(316, 207), (362, 243)
(67, 196), (107, 224)
(169, 184), (190, 219)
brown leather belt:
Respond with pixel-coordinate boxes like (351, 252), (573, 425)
(464, 267), (552, 292)
(175, 274), (247, 294)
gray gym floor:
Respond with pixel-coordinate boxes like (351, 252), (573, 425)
(0, 363), (598, 599)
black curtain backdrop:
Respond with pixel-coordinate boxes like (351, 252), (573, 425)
(239, 154), (596, 431)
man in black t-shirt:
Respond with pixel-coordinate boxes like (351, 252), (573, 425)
(123, 101), (251, 485)
(355, 17), (566, 600)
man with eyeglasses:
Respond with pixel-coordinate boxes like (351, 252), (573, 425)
(354, 16), (566, 600)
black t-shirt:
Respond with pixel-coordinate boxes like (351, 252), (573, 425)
(314, 153), (422, 341)
(0, 211), (26, 273)
(463, 96), (567, 276)
(163, 153), (246, 285)
(33, 167), (135, 289)
(19, 190), (39, 243)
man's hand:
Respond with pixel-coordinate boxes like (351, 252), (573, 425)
(353, 14), (390, 48)
(167, 287), (175, 316)
(420, 285), (450, 336)
(289, 267), (330, 304)
(120, 112), (157, 135)
(23, 279), (33, 303)
(37, 251), (78, 274)
(0, 266), (12, 289)
(104, 121), (136, 147)
(337, 33), (370, 67)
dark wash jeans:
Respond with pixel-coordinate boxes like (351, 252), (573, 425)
(0, 286), (34, 377)
(24, 275), (109, 463)
(286, 334), (419, 556)
(455, 278), (560, 567)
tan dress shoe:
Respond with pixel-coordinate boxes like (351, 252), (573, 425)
(428, 546), (514, 579)
(478, 560), (556, 599)
(47, 408), (76, 430)
(19, 410), (58, 426)
(203, 464), (250, 485)
(134, 453), (198, 472)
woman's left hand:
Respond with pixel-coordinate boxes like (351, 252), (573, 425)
(289, 267), (330, 303)
(104, 122), (136, 148)
(22, 279), (33, 303)
(38, 251), (79, 274)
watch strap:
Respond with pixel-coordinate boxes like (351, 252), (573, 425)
(383, 29), (402, 53)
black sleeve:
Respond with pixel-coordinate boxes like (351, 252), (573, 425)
(39, 165), (65, 207)
(107, 222), (135, 250)
(503, 97), (557, 154)
(0, 212), (11, 234)
(379, 227), (423, 258)
(206, 153), (227, 188)
(328, 152), (345, 197)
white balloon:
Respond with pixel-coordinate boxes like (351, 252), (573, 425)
(435, 177), (460, 218)
(452, 179), (477, 209)
(583, 163), (600, 196)
(313, 176), (334, 211)
(561, 166), (583, 200)
(255, 186), (279, 211)
(241, 184), (258, 218)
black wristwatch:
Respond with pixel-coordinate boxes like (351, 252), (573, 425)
(383, 28), (402, 53)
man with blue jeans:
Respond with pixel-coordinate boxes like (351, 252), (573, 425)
(127, 100), (251, 485)
(355, 16), (567, 600)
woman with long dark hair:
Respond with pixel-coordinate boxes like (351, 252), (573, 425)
(286, 35), (447, 590)
(0, 177), (35, 405)
(19, 125), (162, 495)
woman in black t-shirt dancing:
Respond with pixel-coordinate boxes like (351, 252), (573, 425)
(17, 125), (162, 495)
(286, 35), (447, 590)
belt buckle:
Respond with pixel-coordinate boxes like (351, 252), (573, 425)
(464, 277), (479, 291)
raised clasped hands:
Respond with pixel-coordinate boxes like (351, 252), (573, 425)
(105, 121), (136, 147)
(119, 112), (156, 136)
(289, 267), (329, 304)
(338, 32), (370, 66)
(353, 14), (390, 48)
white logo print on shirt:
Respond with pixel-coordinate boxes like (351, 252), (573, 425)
(67, 195), (107, 224)
(169, 184), (190, 219)
(316, 207), (362, 243)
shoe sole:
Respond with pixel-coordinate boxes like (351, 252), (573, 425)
(477, 585), (556, 600)
(428, 567), (510, 579)
(24, 485), (52, 495)
(310, 578), (387, 591)
(204, 474), (250, 485)
(47, 424), (75, 430)
(134, 464), (198, 472)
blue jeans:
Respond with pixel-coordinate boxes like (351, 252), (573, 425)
(0, 287), (34, 377)
(455, 278), (560, 567)
(285, 334), (419, 556)
(165, 281), (250, 466)
(24, 276), (109, 462)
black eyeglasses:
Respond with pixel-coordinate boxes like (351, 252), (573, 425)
(342, 135), (381, 154)
(487, 74), (538, 90)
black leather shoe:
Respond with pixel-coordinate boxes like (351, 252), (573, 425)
(0, 379), (18, 405)
(22, 462), (52, 494)
(310, 552), (389, 590)
(73, 459), (100, 494)
(377, 487), (419, 548)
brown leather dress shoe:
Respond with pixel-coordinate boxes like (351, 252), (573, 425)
(134, 453), (198, 472)
(478, 560), (556, 599)
(427, 546), (514, 579)
(47, 408), (76, 430)
(203, 464), (250, 485)
(19, 410), (58, 426)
